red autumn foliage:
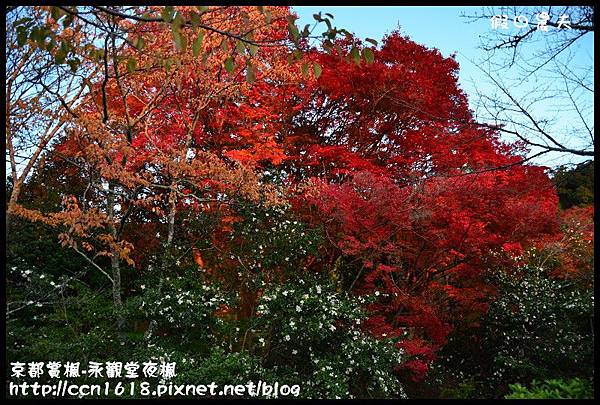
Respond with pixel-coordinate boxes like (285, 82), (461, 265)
(50, 8), (569, 381)
(291, 34), (561, 378)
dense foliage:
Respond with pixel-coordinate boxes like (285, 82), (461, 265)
(552, 160), (594, 209)
(505, 378), (593, 399)
(5, 6), (594, 399)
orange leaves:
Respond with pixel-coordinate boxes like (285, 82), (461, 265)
(213, 304), (232, 320)
(118, 241), (136, 266)
(192, 248), (205, 268)
(81, 241), (94, 251)
(220, 214), (242, 233)
(191, 247), (214, 277)
(11, 193), (138, 267)
(224, 141), (287, 167)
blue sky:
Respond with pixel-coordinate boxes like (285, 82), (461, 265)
(293, 6), (594, 168)
(294, 6), (489, 92)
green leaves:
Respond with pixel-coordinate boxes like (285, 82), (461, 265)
(189, 11), (203, 29)
(54, 40), (71, 65)
(264, 10), (272, 24)
(16, 27), (28, 47)
(54, 49), (67, 64)
(61, 13), (74, 28)
(67, 58), (81, 72)
(299, 62), (323, 79)
(172, 31), (186, 52)
(362, 48), (375, 65)
(192, 30), (205, 57)
(301, 62), (310, 78)
(287, 19), (300, 43)
(235, 39), (245, 55)
(164, 59), (173, 72)
(302, 24), (311, 38)
(161, 6), (175, 23)
(246, 61), (256, 84)
(171, 12), (187, 52)
(350, 46), (361, 65)
(313, 62), (322, 79)
(365, 38), (378, 47)
(132, 36), (145, 51)
(126, 58), (137, 73)
(341, 45), (375, 66)
(224, 56), (235, 74)
(87, 46), (105, 63)
(248, 43), (259, 57)
(50, 6), (64, 21)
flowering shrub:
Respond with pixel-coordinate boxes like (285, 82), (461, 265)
(134, 267), (231, 348)
(422, 259), (594, 399)
(483, 264), (594, 384)
(219, 202), (324, 280)
(252, 275), (407, 398)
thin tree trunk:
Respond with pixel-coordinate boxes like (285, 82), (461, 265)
(144, 184), (177, 340)
(107, 181), (124, 329)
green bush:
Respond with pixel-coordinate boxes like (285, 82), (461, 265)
(252, 274), (408, 398)
(484, 265), (594, 384)
(505, 378), (594, 399)
(421, 261), (594, 399)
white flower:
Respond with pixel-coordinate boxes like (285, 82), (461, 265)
(316, 286), (322, 294)
(292, 349), (298, 355)
(329, 324), (336, 331)
(296, 305), (302, 312)
(141, 285), (146, 290)
(284, 335), (291, 341)
(374, 291), (380, 296)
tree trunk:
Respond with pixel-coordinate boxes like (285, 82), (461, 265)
(107, 181), (124, 329)
(5, 181), (22, 246)
(144, 184), (177, 340)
